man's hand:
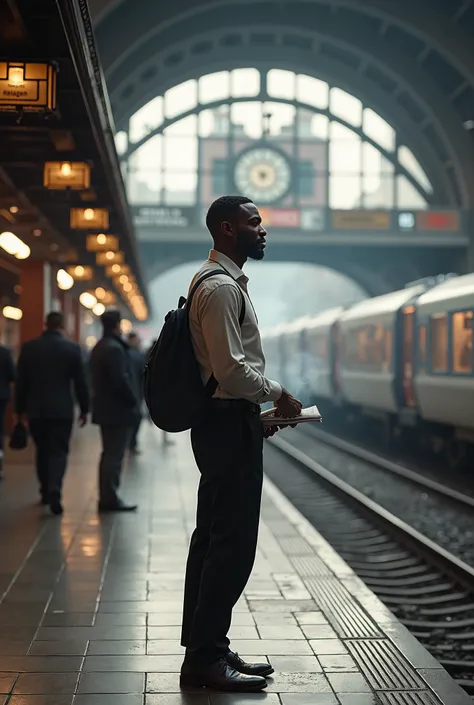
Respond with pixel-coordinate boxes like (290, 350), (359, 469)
(275, 390), (302, 418)
(264, 425), (279, 439)
(263, 421), (298, 439)
(78, 413), (88, 428)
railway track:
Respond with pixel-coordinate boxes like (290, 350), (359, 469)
(266, 435), (474, 696)
(301, 425), (474, 509)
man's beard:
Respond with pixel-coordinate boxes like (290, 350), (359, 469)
(236, 230), (265, 261)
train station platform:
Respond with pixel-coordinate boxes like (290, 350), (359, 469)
(0, 424), (469, 705)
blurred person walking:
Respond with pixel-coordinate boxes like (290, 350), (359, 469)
(0, 344), (15, 480)
(90, 310), (139, 512)
(14, 311), (89, 514)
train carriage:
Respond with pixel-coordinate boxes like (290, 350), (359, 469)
(337, 285), (426, 417)
(414, 274), (474, 444)
(301, 307), (344, 403)
(278, 317), (313, 400)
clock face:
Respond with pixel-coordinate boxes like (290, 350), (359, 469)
(234, 147), (292, 203)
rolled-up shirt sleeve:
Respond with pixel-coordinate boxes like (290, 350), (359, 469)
(198, 282), (282, 404)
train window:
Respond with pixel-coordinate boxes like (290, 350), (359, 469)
(430, 314), (448, 372)
(452, 311), (473, 374)
(357, 327), (369, 365)
(419, 325), (427, 364)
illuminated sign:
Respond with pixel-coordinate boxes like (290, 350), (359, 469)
(132, 206), (192, 227)
(398, 212), (416, 230)
(417, 211), (460, 231)
(301, 208), (326, 231)
(0, 62), (57, 112)
(332, 210), (391, 230)
(259, 208), (300, 227)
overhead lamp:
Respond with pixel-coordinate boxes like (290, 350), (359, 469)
(0, 231), (30, 260)
(66, 265), (93, 281)
(0, 61), (57, 112)
(70, 207), (109, 230)
(105, 264), (130, 277)
(3, 306), (22, 321)
(96, 250), (124, 266)
(56, 268), (74, 291)
(44, 161), (91, 190)
(93, 302), (105, 316)
(9, 206), (18, 214)
(85, 335), (97, 349)
(86, 234), (118, 252)
(123, 282), (133, 292)
(95, 288), (116, 305)
(79, 292), (97, 309)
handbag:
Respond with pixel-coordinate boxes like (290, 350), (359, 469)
(9, 421), (28, 450)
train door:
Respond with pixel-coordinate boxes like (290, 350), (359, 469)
(402, 306), (416, 407)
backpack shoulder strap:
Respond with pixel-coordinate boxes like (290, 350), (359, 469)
(187, 268), (246, 325)
(188, 267), (247, 397)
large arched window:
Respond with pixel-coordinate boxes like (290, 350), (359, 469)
(116, 68), (432, 211)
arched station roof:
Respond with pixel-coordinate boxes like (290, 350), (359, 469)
(88, 0), (474, 208)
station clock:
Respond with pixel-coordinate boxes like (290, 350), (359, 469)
(233, 146), (292, 204)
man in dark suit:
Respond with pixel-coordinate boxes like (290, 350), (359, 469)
(15, 311), (89, 515)
(0, 345), (15, 480)
(90, 309), (139, 512)
(127, 332), (145, 455)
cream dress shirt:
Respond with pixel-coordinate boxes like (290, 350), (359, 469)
(188, 250), (282, 404)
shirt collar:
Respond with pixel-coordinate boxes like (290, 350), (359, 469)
(208, 250), (249, 285)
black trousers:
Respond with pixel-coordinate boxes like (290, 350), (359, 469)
(29, 419), (74, 501)
(99, 425), (132, 505)
(181, 404), (264, 664)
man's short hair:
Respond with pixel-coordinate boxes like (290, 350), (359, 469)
(101, 309), (121, 333)
(46, 311), (64, 330)
(205, 195), (253, 235)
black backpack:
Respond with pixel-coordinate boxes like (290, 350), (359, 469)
(144, 269), (245, 432)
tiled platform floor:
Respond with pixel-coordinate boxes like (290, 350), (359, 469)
(0, 423), (470, 705)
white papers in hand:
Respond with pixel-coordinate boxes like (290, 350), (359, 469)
(260, 405), (322, 427)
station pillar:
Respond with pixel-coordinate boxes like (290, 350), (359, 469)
(18, 260), (56, 345)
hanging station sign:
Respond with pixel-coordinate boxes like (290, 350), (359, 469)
(332, 210), (391, 230)
(258, 208), (300, 228)
(131, 206), (193, 227)
(0, 61), (57, 112)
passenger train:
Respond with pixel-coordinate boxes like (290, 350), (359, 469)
(262, 273), (474, 468)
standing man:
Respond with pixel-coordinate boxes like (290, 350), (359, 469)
(14, 311), (89, 515)
(180, 196), (302, 692)
(0, 344), (15, 480)
(127, 331), (145, 455)
(90, 309), (139, 512)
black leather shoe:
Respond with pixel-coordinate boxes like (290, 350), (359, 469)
(180, 658), (267, 692)
(50, 499), (63, 516)
(98, 499), (138, 513)
(226, 651), (274, 677)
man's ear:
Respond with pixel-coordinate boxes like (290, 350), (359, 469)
(221, 220), (233, 237)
